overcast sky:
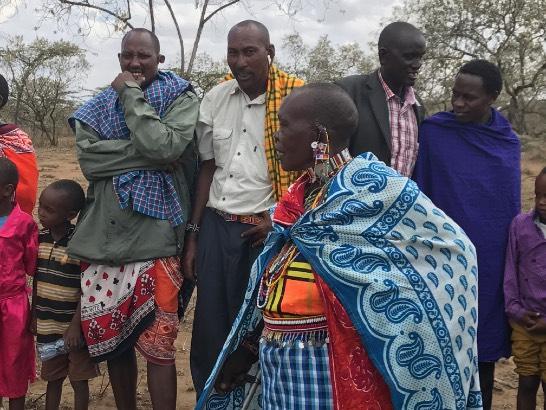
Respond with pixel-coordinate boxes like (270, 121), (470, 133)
(0, 0), (400, 91)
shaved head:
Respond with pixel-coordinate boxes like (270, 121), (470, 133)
(378, 21), (424, 50)
(284, 83), (358, 149)
(228, 20), (270, 47)
(122, 28), (161, 53)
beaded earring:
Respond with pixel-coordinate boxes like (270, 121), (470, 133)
(310, 125), (331, 183)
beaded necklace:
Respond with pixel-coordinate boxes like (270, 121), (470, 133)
(256, 148), (352, 309)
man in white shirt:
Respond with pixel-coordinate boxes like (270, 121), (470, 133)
(183, 20), (304, 396)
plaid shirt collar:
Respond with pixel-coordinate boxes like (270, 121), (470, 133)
(378, 70), (417, 106)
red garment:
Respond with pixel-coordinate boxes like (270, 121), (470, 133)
(81, 257), (182, 363)
(0, 203), (38, 397)
(0, 124), (39, 214)
(378, 71), (419, 177)
(272, 172), (309, 226)
(317, 276), (393, 410)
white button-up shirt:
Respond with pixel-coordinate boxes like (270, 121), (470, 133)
(196, 79), (274, 215)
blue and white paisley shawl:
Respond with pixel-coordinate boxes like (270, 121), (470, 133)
(196, 153), (482, 410)
(70, 70), (190, 226)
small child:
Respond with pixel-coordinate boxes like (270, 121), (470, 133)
(0, 157), (38, 410)
(504, 167), (546, 410)
(31, 180), (99, 410)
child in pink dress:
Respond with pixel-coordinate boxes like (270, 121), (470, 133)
(0, 157), (38, 410)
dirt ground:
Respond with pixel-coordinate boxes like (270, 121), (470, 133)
(16, 143), (545, 409)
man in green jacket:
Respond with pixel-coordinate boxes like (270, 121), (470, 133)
(68, 28), (199, 410)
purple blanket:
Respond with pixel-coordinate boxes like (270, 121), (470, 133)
(413, 109), (521, 361)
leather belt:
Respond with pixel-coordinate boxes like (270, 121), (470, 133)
(214, 209), (263, 226)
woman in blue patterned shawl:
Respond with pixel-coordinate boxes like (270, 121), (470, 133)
(196, 83), (482, 410)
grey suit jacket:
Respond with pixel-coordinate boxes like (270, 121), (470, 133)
(335, 70), (426, 165)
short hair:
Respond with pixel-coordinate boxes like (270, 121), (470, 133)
(47, 179), (86, 212)
(459, 59), (503, 97)
(378, 21), (423, 49)
(287, 83), (358, 147)
(229, 20), (270, 46)
(0, 74), (9, 109)
(0, 157), (18, 187)
(122, 28), (160, 53)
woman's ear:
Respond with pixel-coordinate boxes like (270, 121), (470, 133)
(67, 210), (79, 222)
(1, 183), (15, 200)
(316, 124), (328, 142)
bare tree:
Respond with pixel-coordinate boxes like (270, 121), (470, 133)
(0, 37), (88, 145)
(35, 0), (332, 77)
(181, 51), (228, 98)
(280, 33), (374, 83)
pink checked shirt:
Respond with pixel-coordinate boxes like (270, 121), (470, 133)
(378, 71), (419, 177)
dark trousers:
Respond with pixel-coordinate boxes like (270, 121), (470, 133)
(479, 361), (495, 410)
(190, 208), (262, 396)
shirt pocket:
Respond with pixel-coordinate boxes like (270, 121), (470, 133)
(212, 128), (233, 167)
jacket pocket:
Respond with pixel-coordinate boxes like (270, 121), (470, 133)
(212, 128), (233, 167)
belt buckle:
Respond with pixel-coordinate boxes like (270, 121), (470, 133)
(215, 209), (236, 222)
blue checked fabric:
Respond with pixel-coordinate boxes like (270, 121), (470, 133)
(70, 71), (190, 226)
(259, 340), (333, 410)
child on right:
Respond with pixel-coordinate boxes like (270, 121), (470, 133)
(31, 179), (99, 410)
(504, 167), (546, 410)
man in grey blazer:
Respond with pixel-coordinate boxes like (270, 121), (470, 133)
(336, 22), (426, 177)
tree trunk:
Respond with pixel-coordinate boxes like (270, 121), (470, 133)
(507, 95), (527, 135)
(163, 0), (184, 74)
(39, 119), (55, 146)
(13, 82), (25, 124)
(149, 0), (155, 33)
(186, 0), (209, 77)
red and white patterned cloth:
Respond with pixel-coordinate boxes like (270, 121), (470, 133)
(378, 71), (419, 177)
(81, 256), (182, 364)
(0, 126), (35, 155)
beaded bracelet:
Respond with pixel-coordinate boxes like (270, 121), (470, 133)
(185, 223), (200, 233)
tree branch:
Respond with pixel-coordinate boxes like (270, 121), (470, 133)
(187, 0), (240, 76)
(148, 0), (155, 33)
(203, 0), (240, 24)
(59, 0), (134, 28)
(513, 62), (546, 94)
(163, 0), (184, 72)
(187, 0), (209, 77)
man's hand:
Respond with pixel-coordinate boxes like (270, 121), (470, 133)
(214, 346), (257, 394)
(182, 234), (198, 282)
(526, 316), (546, 335)
(241, 211), (272, 248)
(111, 71), (146, 93)
(63, 322), (84, 351)
(521, 311), (540, 328)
